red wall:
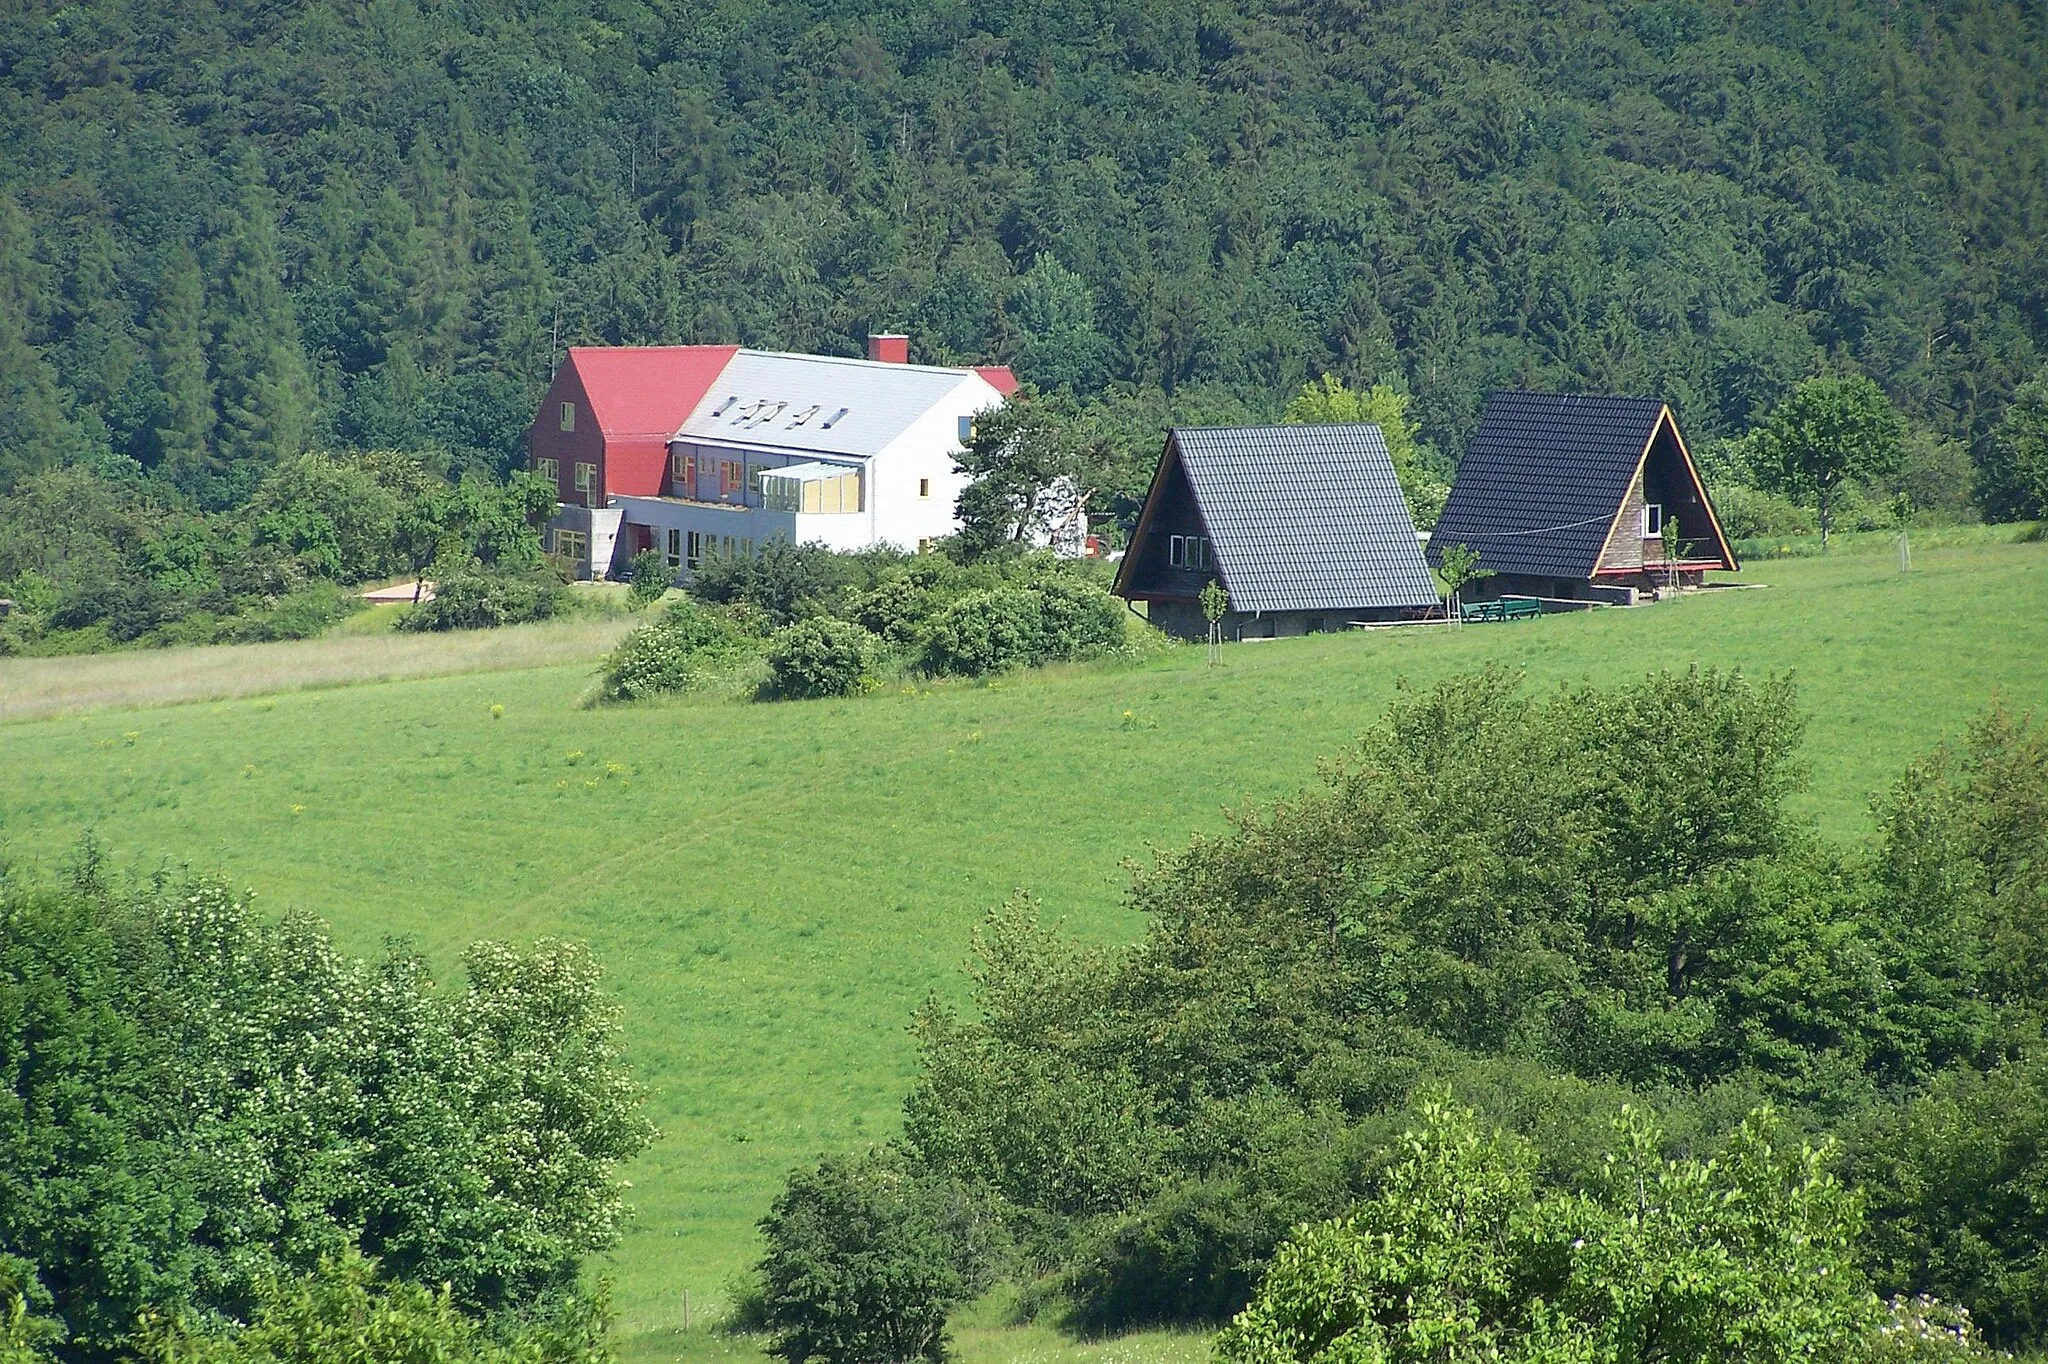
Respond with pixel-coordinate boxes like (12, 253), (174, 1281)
(528, 363), (607, 503)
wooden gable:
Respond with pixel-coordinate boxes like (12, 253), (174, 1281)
(1113, 433), (1218, 602)
(1591, 406), (1738, 576)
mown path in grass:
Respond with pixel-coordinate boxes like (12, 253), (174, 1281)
(0, 610), (641, 721)
(2, 542), (2044, 1364)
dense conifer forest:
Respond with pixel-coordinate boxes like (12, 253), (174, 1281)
(2, 0), (2044, 505)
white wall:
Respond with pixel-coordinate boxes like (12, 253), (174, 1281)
(867, 374), (1007, 550)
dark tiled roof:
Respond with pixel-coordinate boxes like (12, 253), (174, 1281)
(1429, 391), (1667, 579)
(1175, 425), (1439, 614)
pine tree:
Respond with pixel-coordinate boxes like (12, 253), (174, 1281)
(0, 195), (79, 489)
(147, 245), (214, 481)
(204, 154), (313, 506)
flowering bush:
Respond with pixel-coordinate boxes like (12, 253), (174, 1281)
(599, 598), (756, 701)
(1218, 1100), (1883, 1364)
(766, 618), (882, 700)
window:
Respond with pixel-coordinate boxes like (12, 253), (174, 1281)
(552, 529), (588, 563)
(741, 538), (755, 558)
(957, 415), (975, 443)
(534, 457), (559, 483)
(761, 468), (862, 514)
(665, 528), (682, 570)
(719, 460), (744, 496)
(806, 471), (860, 514)
(573, 462), (596, 496)
(559, 401), (575, 431)
(686, 531), (704, 569)
(917, 538), (935, 555)
(1169, 535), (1208, 570)
(672, 450), (695, 492)
(1642, 503), (1665, 537)
(919, 477), (931, 499)
(721, 535), (736, 557)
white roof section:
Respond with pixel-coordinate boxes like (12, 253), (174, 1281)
(676, 350), (994, 459)
(757, 460), (852, 482)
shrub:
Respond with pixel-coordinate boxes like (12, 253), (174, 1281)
(131, 1252), (609, 1364)
(920, 587), (1042, 676)
(222, 582), (363, 643)
(689, 539), (851, 625)
(626, 548), (670, 608)
(398, 569), (564, 632)
(766, 618), (882, 700)
(0, 1256), (60, 1364)
(1711, 482), (1813, 539)
(1033, 579), (1123, 661)
(1216, 1101), (1881, 1364)
(845, 574), (934, 647)
(599, 598), (754, 702)
(756, 1152), (1004, 1364)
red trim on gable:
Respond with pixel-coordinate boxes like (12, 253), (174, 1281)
(973, 366), (1021, 397)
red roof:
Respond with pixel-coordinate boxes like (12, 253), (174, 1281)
(974, 366), (1021, 397)
(568, 345), (740, 495)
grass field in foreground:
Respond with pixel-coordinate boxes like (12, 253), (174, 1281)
(2, 541), (2045, 1363)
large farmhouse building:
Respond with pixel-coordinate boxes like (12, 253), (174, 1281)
(528, 336), (1018, 579)
(1114, 425), (1441, 638)
(1428, 391), (1738, 603)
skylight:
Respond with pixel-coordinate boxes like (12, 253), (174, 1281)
(821, 406), (850, 429)
(712, 396), (736, 417)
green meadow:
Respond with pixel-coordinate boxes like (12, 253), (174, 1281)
(3, 538), (2046, 1363)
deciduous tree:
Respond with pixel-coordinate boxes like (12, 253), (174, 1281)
(1752, 374), (1905, 546)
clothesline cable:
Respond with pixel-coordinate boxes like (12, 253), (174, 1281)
(1442, 513), (1616, 539)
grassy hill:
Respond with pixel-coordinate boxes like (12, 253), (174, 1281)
(3, 538), (2045, 1363)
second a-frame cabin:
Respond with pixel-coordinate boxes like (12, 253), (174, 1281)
(1113, 425), (1441, 639)
(1428, 392), (1738, 604)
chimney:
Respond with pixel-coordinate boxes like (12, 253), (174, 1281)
(867, 333), (909, 364)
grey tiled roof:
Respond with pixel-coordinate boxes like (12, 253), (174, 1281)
(1428, 391), (1667, 579)
(1175, 425), (1439, 614)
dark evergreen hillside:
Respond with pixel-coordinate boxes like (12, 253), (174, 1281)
(1, 0), (2044, 504)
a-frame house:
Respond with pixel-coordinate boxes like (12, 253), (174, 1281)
(1113, 425), (1440, 639)
(1427, 392), (1738, 603)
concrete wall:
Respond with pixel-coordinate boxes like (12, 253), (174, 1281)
(1150, 598), (1417, 640)
(544, 504), (623, 580)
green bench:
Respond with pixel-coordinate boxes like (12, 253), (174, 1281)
(1461, 597), (1543, 623)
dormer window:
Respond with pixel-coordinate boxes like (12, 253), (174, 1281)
(559, 401), (575, 431)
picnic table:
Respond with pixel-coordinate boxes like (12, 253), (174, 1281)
(1460, 597), (1543, 623)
